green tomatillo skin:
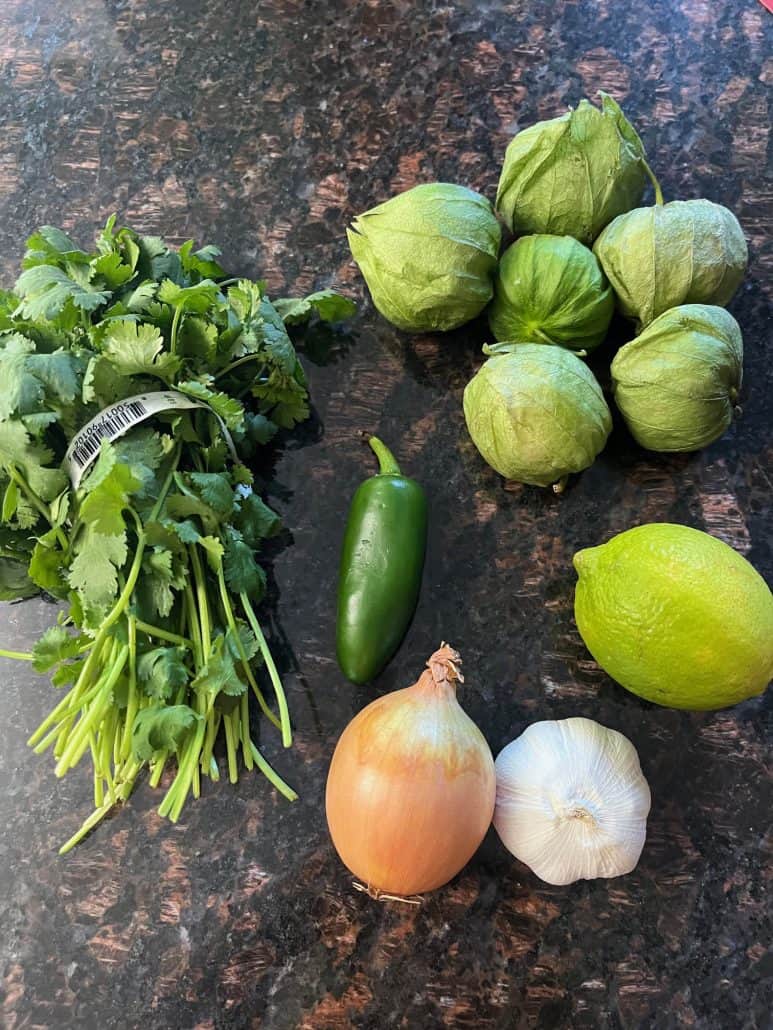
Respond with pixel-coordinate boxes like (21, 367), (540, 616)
(594, 199), (747, 329)
(463, 343), (612, 489)
(610, 304), (743, 452)
(346, 183), (501, 332)
(488, 235), (614, 354)
(496, 92), (658, 245)
(336, 437), (427, 684)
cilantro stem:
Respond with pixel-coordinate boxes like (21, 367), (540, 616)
(27, 645), (106, 747)
(188, 545), (211, 655)
(160, 713), (209, 821)
(120, 616), (139, 761)
(192, 753), (201, 798)
(213, 356), (267, 381)
(184, 582), (204, 668)
(59, 799), (115, 855)
(0, 648), (34, 661)
(249, 742), (298, 802)
(240, 692), (253, 771)
(44, 479), (172, 751)
(133, 618), (192, 649)
(214, 564), (281, 731)
(224, 711), (239, 784)
(169, 303), (184, 355)
(100, 708), (117, 805)
(240, 592), (292, 749)
(61, 504), (148, 724)
(92, 734), (103, 808)
(55, 643), (128, 776)
(200, 711), (220, 773)
(149, 756), (167, 788)
(58, 757), (142, 854)
(112, 704), (122, 769)
(7, 466), (69, 551)
(33, 716), (75, 755)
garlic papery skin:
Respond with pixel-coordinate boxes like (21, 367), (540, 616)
(493, 718), (651, 886)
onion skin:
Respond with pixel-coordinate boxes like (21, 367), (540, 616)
(325, 646), (496, 896)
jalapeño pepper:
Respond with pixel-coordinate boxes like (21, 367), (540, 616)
(336, 436), (428, 684)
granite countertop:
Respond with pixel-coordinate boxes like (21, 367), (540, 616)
(1, 1), (772, 1027)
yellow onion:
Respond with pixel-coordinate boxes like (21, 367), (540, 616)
(325, 645), (495, 896)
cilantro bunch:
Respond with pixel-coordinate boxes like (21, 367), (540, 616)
(0, 217), (354, 852)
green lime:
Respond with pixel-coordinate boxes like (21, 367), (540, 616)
(574, 523), (773, 710)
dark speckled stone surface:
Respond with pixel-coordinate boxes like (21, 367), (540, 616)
(1, 1), (772, 1027)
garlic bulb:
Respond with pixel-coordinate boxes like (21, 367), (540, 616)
(493, 718), (650, 886)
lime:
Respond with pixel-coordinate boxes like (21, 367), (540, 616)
(573, 523), (773, 710)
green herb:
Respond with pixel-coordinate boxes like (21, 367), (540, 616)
(0, 215), (353, 852)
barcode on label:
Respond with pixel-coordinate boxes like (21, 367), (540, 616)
(64, 389), (239, 489)
(70, 400), (148, 468)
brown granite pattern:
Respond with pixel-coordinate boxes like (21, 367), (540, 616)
(1, 0), (772, 1027)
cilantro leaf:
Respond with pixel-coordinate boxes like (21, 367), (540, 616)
(79, 442), (142, 536)
(259, 297), (297, 373)
(226, 621), (260, 664)
(157, 278), (221, 314)
(187, 472), (235, 518)
(135, 545), (186, 618)
(92, 251), (135, 290)
(198, 534), (225, 572)
(52, 657), (86, 687)
(131, 704), (200, 760)
(9, 483), (45, 530)
(165, 493), (220, 534)
(137, 645), (189, 700)
(243, 413), (278, 446)
(112, 428), (169, 499)
(1, 478), (17, 521)
(226, 279), (263, 323)
(175, 380), (245, 431)
(29, 350), (82, 410)
(251, 369), (309, 428)
(0, 334), (42, 419)
(15, 265), (110, 320)
(82, 354), (135, 406)
(274, 289), (356, 325)
(137, 236), (183, 284)
(125, 280), (158, 313)
(236, 492), (281, 548)
(177, 316), (218, 364)
(28, 529), (69, 597)
(21, 226), (89, 269)
(169, 518), (201, 544)
(192, 633), (245, 700)
(101, 321), (181, 383)
(0, 420), (67, 501)
(179, 240), (225, 280)
(223, 527), (267, 599)
(68, 526), (127, 617)
(32, 625), (87, 672)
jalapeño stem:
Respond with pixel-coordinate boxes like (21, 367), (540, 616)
(369, 436), (401, 476)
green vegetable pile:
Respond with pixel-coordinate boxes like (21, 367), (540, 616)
(0, 217), (354, 852)
(347, 91), (748, 489)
